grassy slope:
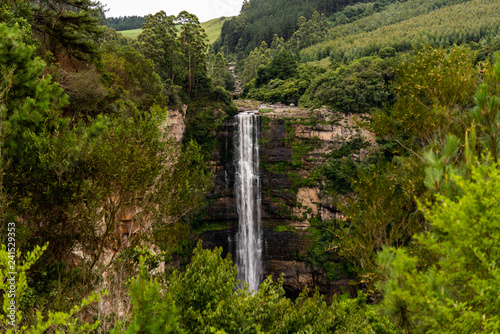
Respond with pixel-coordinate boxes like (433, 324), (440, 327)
(118, 16), (232, 44)
(201, 17), (232, 45)
(119, 28), (142, 38)
(301, 0), (500, 62)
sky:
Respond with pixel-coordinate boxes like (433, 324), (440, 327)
(101, 0), (243, 22)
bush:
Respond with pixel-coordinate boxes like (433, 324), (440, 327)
(378, 162), (500, 333)
(166, 241), (395, 333)
(300, 56), (395, 113)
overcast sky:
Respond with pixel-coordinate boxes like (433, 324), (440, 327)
(101, 0), (243, 22)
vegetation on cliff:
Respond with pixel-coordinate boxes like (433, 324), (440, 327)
(0, 0), (234, 331)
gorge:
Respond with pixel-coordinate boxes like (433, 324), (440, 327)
(198, 102), (374, 297)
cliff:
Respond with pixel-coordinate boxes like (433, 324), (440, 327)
(199, 101), (374, 296)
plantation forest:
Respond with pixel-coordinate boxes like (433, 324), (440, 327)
(1, 0), (500, 333)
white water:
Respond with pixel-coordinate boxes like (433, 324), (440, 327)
(235, 111), (262, 292)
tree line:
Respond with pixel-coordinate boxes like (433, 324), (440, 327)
(106, 15), (145, 31)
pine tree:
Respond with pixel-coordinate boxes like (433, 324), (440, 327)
(30, 0), (106, 62)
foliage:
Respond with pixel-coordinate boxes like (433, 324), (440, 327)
(137, 10), (236, 106)
(470, 51), (500, 162)
(167, 241), (395, 334)
(370, 46), (478, 151)
(183, 108), (227, 157)
(1, 22), (75, 268)
(320, 135), (371, 194)
(62, 66), (110, 119)
(106, 15), (145, 31)
(306, 217), (357, 281)
(29, 0), (106, 62)
(288, 11), (328, 51)
(0, 2), (36, 46)
(476, 36), (500, 63)
(329, 1), (389, 28)
(177, 11), (210, 95)
(216, 0), (375, 56)
(110, 257), (180, 333)
(0, 22), (67, 153)
(300, 56), (395, 112)
(207, 52), (235, 91)
(377, 162), (500, 333)
(333, 157), (427, 278)
(243, 63), (325, 105)
(255, 49), (298, 87)
(237, 41), (273, 85)
(168, 242), (239, 333)
(101, 43), (167, 110)
(0, 243), (105, 333)
(1, 21), (212, 323)
(138, 11), (181, 84)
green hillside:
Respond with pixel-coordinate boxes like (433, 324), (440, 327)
(201, 17), (232, 45)
(238, 0), (500, 111)
(300, 0), (500, 62)
(118, 16), (232, 44)
(215, 0), (357, 55)
(119, 28), (142, 38)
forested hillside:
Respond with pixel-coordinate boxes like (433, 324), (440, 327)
(300, 0), (500, 61)
(214, 0), (379, 55)
(2, 0), (500, 332)
(237, 0), (500, 107)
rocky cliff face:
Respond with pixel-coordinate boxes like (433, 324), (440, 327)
(199, 101), (373, 296)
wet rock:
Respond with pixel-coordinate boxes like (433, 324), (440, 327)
(198, 104), (374, 296)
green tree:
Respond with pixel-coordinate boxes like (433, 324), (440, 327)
(378, 162), (500, 333)
(238, 41), (272, 84)
(1, 22), (69, 230)
(255, 49), (297, 87)
(1, 22), (212, 314)
(370, 46), (478, 152)
(167, 241), (396, 333)
(102, 42), (168, 110)
(138, 11), (180, 83)
(300, 56), (395, 113)
(208, 52), (229, 88)
(470, 52), (500, 162)
(0, 243), (105, 333)
(30, 0), (106, 62)
(168, 242), (238, 333)
(176, 11), (209, 95)
(110, 257), (180, 334)
(331, 157), (427, 278)
(289, 11), (328, 51)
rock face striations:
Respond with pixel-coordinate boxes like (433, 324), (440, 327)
(199, 102), (373, 296)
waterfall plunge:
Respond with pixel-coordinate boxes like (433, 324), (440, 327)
(235, 111), (262, 292)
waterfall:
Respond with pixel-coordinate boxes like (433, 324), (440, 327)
(235, 111), (262, 292)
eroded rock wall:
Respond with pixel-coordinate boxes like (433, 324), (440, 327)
(199, 102), (372, 296)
